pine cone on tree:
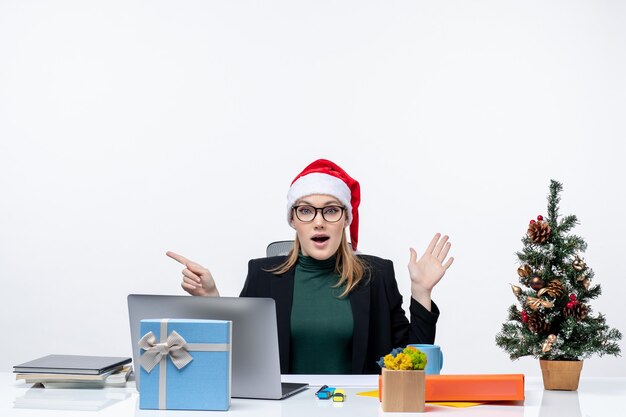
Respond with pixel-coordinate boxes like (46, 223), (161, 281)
(538, 280), (565, 298)
(528, 220), (551, 244)
(564, 303), (589, 320)
(576, 304), (589, 320)
(527, 312), (550, 334)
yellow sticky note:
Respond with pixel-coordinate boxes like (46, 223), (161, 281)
(356, 390), (485, 408)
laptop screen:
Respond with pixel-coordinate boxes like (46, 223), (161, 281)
(127, 294), (293, 399)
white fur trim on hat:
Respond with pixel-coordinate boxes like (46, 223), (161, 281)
(286, 172), (353, 227)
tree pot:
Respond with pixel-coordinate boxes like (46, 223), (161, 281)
(381, 368), (425, 412)
(539, 359), (583, 391)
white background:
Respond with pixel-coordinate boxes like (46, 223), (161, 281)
(1, 0), (624, 376)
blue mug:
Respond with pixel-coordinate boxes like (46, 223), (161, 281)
(408, 344), (444, 375)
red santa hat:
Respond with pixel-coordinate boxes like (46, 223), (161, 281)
(287, 159), (360, 251)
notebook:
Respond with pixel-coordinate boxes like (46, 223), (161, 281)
(127, 294), (308, 399)
(13, 355), (131, 375)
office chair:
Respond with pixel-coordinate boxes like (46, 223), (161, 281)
(265, 240), (358, 257)
(266, 240), (295, 257)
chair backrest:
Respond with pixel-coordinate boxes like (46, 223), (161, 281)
(266, 240), (294, 257)
(265, 240), (358, 257)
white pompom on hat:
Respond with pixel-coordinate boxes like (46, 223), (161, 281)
(286, 159), (361, 250)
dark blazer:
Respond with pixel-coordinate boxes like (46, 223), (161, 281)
(239, 254), (439, 374)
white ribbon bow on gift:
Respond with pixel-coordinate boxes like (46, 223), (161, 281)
(139, 330), (193, 372)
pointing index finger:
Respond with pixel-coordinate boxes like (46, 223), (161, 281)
(166, 251), (190, 266)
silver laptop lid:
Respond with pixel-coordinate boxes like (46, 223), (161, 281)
(127, 294), (284, 399)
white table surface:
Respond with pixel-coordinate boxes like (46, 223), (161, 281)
(2, 372), (625, 417)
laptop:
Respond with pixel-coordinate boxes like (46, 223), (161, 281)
(127, 294), (308, 399)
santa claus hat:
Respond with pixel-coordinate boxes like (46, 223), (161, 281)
(287, 159), (360, 250)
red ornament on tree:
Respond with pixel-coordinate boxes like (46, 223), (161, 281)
(521, 311), (529, 323)
(537, 215), (544, 221)
(530, 219), (536, 224)
(566, 301), (575, 309)
(569, 294), (577, 301)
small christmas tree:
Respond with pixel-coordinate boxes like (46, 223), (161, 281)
(496, 180), (621, 361)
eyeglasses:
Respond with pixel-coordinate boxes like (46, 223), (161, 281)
(292, 205), (345, 223)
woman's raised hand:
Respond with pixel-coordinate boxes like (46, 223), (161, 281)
(166, 251), (220, 297)
(408, 233), (454, 310)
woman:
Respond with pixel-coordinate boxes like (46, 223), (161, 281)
(167, 159), (453, 374)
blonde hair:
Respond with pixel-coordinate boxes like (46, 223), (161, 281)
(270, 231), (367, 297)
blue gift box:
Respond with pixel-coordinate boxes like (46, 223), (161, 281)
(138, 318), (231, 410)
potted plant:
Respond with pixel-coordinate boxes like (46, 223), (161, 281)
(496, 180), (622, 390)
(378, 346), (427, 412)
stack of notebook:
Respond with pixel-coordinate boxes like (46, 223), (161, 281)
(14, 355), (132, 388)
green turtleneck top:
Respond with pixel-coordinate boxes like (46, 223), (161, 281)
(289, 254), (354, 374)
